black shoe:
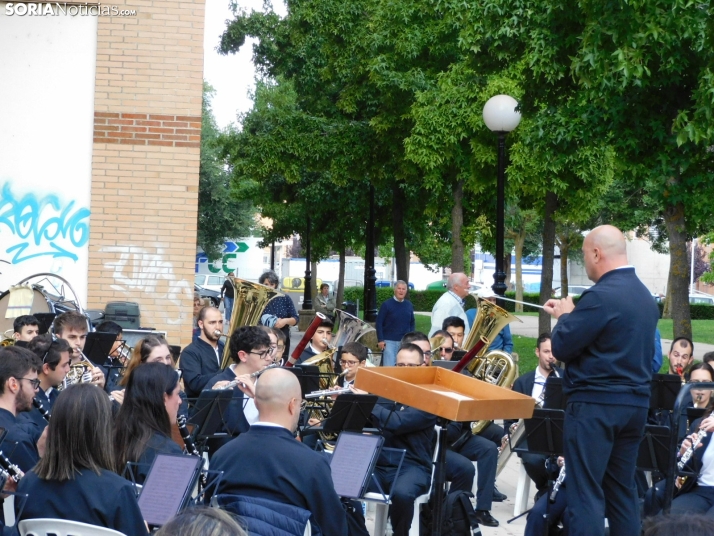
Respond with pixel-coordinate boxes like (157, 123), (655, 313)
(474, 510), (499, 527)
(492, 487), (507, 502)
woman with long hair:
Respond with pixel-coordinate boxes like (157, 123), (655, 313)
(114, 362), (183, 483)
(16, 383), (148, 534)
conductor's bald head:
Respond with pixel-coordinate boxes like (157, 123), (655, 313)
(255, 368), (302, 433)
(583, 225), (628, 282)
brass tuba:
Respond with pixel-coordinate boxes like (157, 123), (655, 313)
(220, 277), (283, 369)
(1, 329), (14, 347)
(461, 297), (521, 435)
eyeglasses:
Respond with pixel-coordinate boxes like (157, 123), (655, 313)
(688, 380), (712, 384)
(396, 363), (421, 367)
(249, 349), (273, 361)
(19, 378), (41, 390)
(438, 347), (454, 354)
(339, 360), (360, 367)
(423, 350), (432, 358)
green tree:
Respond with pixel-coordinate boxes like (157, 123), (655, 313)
(198, 83), (256, 260)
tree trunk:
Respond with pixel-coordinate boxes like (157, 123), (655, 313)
(514, 230), (525, 312)
(311, 260), (318, 307)
(664, 200), (692, 339)
(539, 191), (558, 335)
(392, 182), (410, 282)
(336, 245), (346, 308)
(662, 271), (672, 319)
(560, 242), (569, 298)
(451, 177), (465, 272)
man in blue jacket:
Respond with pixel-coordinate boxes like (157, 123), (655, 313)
(544, 225), (659, 536)
(376, 281), (415, 366)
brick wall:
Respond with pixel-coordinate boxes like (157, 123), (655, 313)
(89, 0), (205, 348)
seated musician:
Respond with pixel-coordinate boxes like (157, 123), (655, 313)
(53, 311), (105, 389)
(297, 318), (333, 363)
(209, 368), (348, 536)
(260, 326), (282, 365)
(645, 363), (714, 518)
(16, 384), (149, 535)
(442, 316), (466, 350)
(524, 456), (568, 536)
(113, 335), (188, 417)
(364, 344), (476, 536)
(400, 331), (433, 365)
(0, 347), (45, 472)
(207, 326), (274, 453)
(337, 342), (368, 387)
(504, 333), (563, 500)
(95, 320), (126, 392)
(271, 326), (287, 366)
(180, 306), (225, 398)
(114, 363), (183, 483)
(18, 335), (71, 436)
(431, 330), (455, 361)
(13, 315), (40, 344)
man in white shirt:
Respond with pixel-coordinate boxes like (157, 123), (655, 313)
(429, 272), (471, 338)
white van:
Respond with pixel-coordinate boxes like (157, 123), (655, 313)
(194, 274), (225, 293)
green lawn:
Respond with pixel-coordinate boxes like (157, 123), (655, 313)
(657, 319), (714, 345)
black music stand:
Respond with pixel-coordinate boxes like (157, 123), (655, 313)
(188, 390), (233, 444)
(322, 394), (378, 435)
(84, 332), (117, 367)
(543, 377), (565, 410)
(650, 374), (682, 412)
(509, 409), (565, 527)
(637, 425), (671, 476)
(288, 365), (321, 398)
(34, 313), (56, 335)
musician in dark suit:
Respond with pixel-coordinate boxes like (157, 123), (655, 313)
(544, 225), (660, 536)
(504, 333), (564, 498)
(210, 368), (348, 536)
(114, 363), (183, 484)
(0, 346), (44, 472)
(297, 318), (333, 363)
(16, 384), (149, 535)
(180, 307), (225, 398)
(18, 335), (71, 437)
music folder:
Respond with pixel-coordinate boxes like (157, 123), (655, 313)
(84, 332), (118, 366)
(138, 453), (203, 527)
(330, 432), (384, 499)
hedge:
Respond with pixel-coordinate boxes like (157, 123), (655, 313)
(341, 287), (714, 318)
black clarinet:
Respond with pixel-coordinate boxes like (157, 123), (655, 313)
(0, 451), (24, 483)
(177, 415), (200, 457)
(32, 397), (51, 423)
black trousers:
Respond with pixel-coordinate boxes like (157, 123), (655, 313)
(451, 433), (497, 510)
(671, 484), (714, 517)
(564, 402), (647, 536)
(525, 484), (568, 536)
(445, 449), (475, 493)
(371, 464), (430, 536)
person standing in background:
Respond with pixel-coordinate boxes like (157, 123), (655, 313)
(221, 272), (235, 323)
(376, 281), (415, 366)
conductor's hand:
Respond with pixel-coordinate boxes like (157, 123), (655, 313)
(543, 296), (575, 319)
(378, 341), (386, 351)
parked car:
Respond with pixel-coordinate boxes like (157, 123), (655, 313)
(194, 274), (225, 293)
(194, 284), (221, 307)
(552, 285), (591, 298)
(690, 293), (714, 306)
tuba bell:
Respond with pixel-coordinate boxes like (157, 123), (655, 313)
(220, 277), (283, 369)
(461, 297), (521, 435)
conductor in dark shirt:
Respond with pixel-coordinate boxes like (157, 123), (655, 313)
(210, 368), (348, 536)
(0, 346), (45, 472)
(544, 225), (660, 536)
(180, 307), (225, 398)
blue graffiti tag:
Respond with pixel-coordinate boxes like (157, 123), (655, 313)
(0, 183), (91, 263)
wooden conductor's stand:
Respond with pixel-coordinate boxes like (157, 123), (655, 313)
(355, 367), (535, 536)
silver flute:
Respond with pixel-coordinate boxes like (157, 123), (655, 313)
(305, 386), (352, 399)
(220, 363), (279, 390)
(678, 429), (708, 471)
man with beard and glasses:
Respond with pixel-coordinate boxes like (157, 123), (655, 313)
(0, 346), (46, 472)
(180, 306), (225, 398)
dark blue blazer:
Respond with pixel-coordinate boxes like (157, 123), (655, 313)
(551, 267), (659, 407)
(0, 408), (39, 473)
(504, 366), (564, 430)
(210, 425), (348, 536)
(180, 338), (225, 398)
(16, 388), (58, 441)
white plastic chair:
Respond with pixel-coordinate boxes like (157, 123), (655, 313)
(513, 461), (532, 516)
(19, 519), (127, 536)
(364, 426), (441, 536)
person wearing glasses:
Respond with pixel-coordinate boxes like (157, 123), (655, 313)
(336, 342), (368, 387)
(208, 327), (274, 448)
(400, 332), (433, 365)
(0, 346), (46, 472)
(114, 363), (183, 484)
(19, 334), (72, 436)
(431, 330), (455, 361)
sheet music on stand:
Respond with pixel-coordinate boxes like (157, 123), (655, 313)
(330, 432), (384, 499)
(138, 453), (203, 528)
